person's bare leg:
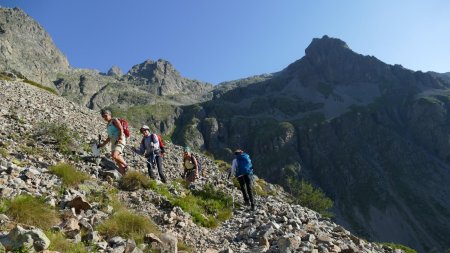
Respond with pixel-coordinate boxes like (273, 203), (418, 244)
(112, 151), (127, 174)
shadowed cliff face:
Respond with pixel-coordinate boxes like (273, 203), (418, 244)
(170, 36), (450, 252)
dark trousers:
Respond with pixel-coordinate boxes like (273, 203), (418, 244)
(238, 174), (254, 206)
(147, 155), (167, 183)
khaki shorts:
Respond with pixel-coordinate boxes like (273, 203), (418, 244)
(111, 138), (126, 154)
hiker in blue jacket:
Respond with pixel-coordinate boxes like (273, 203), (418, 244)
(135, 125), (167, 183)
(229, 149), (256, 211)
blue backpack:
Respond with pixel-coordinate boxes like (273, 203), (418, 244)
(236, 153), (253, 177)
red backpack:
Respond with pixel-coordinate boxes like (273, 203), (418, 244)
(117, 118), (130, 138)
(151, 134), (165, 150)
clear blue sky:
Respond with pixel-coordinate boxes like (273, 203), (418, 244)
(1, 0), (449, 84)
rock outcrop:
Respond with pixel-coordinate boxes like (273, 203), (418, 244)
(0, 7), (69, 87)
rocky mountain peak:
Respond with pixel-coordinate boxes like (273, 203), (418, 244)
(127, 59), (180, 80)
(305, 35), (349, 54)
(303, 35), (355, 65)
(0, 7), (69, 87)
(107, 65), (123, 77)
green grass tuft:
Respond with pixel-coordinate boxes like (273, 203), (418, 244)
(172, 184), (233, 228)
(119, 171), (151, 191)
(0, 148), (8, 158)
(4, 195), (59, 230)
(49, 163), (90, 187)
(97, 210), (159, 243)
(46, 231), (87, 252)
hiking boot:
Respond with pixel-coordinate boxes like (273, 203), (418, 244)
(251, 204), (256, 211)
(244, 200), (251, 206)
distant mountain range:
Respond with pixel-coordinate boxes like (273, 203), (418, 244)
(1, 7), (449, 252)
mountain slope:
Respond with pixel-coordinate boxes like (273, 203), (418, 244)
(171, 36), (450, 252)
(0, 78), (408, 253)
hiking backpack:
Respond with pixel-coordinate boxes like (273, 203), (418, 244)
(191, 155), (203, 175)
(117, 118), (130, 138)
(236, 153), (253, 177)
(150, 134), (165, 153)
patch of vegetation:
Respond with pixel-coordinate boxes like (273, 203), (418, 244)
(178, 241), (193, 253)
(381, 242), (417, 253)
(49, 163), (90, 187)
(147, 179), (171, 197)
(7, 71), (58, 95)
(119, 171), (151, 191)
(2, 195), (59, 229)
(317, 82), (334, 98)
(46, 231), (87, 253)
(0, 72), (13, 81)
(97, 210), (159, 243)
(254, 178), (276, 197)
(22, 78), (59, 95)
(172, 184), (233, 228)
(11, 158), (27, 167)
(147, 181), (233, 228)
(84, 184), (126, 214)
(215, 159), (230, 173)
(111, 103), (177, 129)
(20, 144), (45, 156)
(287, 178), (333, 217)
(38, 122), (80, 155)
(293, 113), (326, 128)
(0, 148), (8, 158)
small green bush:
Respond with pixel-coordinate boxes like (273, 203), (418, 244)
(287, 178), (333, 217)
(38, 122), (80, 155)
(49, 163), (90, 187)
(119, 171), (151, 191)
(46, 231), (87, 253)
(5, 195), (59, 229)
(381, 243), (417, 253)
(254, 178), (269, 197)
(97, 211), (159, 243)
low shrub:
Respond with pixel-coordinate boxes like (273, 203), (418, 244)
(4, 195), (59, 229)
(38, 122), (80, 155)
(49, 163), (90, 187)
(254, 178), (272, 197)
(287, 178), (333, 217)
(119, 171), (151, 191)
(97, 211), (159, 243)
(46, 231), (87, 253)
